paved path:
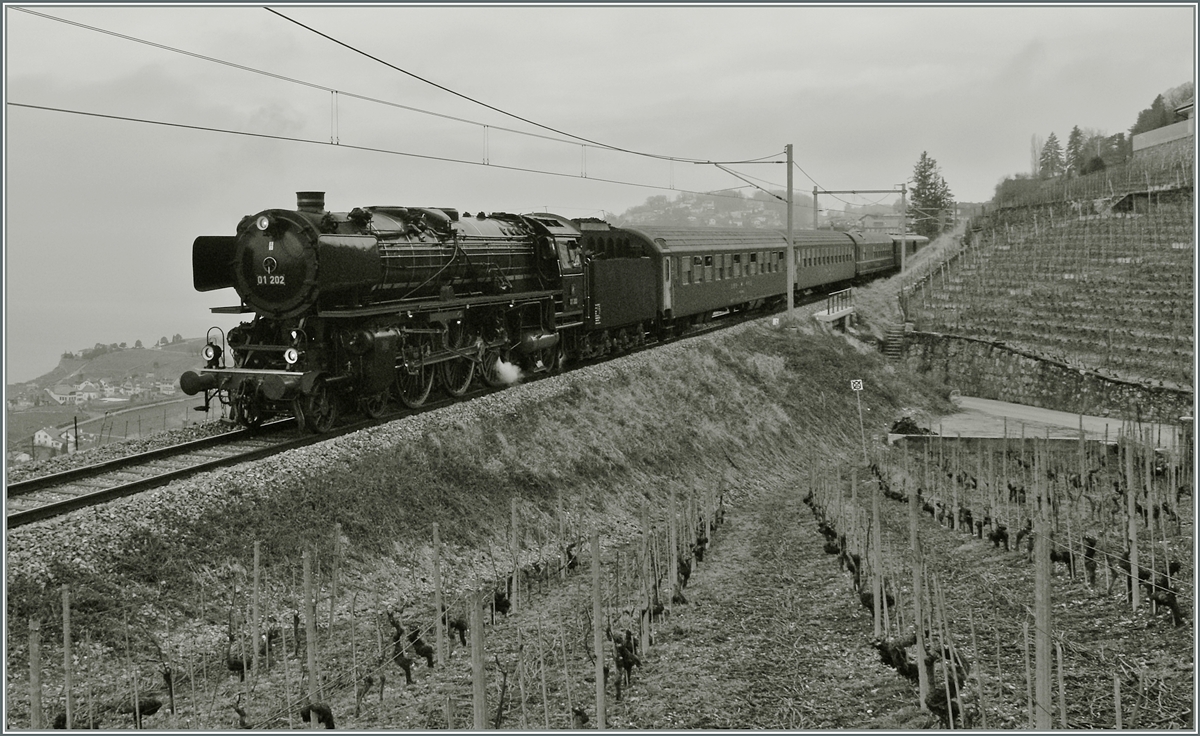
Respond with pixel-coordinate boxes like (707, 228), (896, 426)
(926, 396), (1187, 450)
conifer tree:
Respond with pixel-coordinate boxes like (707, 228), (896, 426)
(909, 152), (954, 239)
(1065, 126), (1085, 176)
(1039, 132), (1064, 178)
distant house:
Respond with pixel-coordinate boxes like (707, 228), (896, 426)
(76, 380), (100, 402)
(33, 428), (65, 451)
(45, 385), (77, 405)
(857, 213), (905, 235)
(156, 381), (177, 396)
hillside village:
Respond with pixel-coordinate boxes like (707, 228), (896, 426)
(6, 338), (207, 463)
(614, 189), (985, 234)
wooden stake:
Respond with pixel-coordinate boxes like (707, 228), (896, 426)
(1034, 454), (1052, 729)
(969, 610), (985, 729)
(558, 496), (566, 581)
(239, 612), (251, 702)
(558, 599), (573, 715)
(471, 592), (486, 730)
(516, 625), (529, 729)
(123, 610), (141, 729)
(330, 524), (341, 646)
(933, 577), (954, 730)
(1056, 640), (1067, 728)
(592, 531), (606, 729)
(536, 613), (550, 730)
(433, 523), (446, 667)
(641, 502), (651, 654)
(188, 637), (198, 725)
(908, 473), (929, 708)
(279, 614), (294, 729)
(669, 492), (679, 595)
(351, 593), (359, 719)
(872, 475), (882, 638)
(1125, 432), (1140, 610)
(62, 586), (73, 730)
(28, 619), (42, 729)
(303, 549), (320, 702)
(252, 541), (262, 677)
(1023, 619), (1033, 729)
(1114, 672), (1122, 729)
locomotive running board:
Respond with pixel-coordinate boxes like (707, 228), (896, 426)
(317, 290), (561, 319)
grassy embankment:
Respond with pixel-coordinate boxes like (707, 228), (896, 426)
(6, 311), (953, 724)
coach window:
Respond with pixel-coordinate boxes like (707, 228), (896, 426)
(749, 252), (758, 275)
(704, 255), (713, 282)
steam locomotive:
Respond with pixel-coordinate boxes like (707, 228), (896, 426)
(181, 192), (924, 432)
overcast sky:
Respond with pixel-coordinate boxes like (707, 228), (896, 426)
(4, 3), (1195, 384)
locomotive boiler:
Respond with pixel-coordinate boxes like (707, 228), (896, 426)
(181, 192), (584, 431)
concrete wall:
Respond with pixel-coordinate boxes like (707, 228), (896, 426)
(902, 330), (1193, 424)
(1133, 118), (1195, 154)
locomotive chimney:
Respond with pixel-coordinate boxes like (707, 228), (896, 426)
(297, 191), (326, 213)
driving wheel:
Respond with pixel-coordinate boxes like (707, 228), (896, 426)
(296, 379), (338, 433)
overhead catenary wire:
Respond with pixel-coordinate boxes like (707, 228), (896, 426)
(7, 102), (755, 203)
(8, 6), (599, 150)
(264, 6), (773, 167)
(12, 6), (800, 205)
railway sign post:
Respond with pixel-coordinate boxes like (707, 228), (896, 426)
(852, 379), (869, 464)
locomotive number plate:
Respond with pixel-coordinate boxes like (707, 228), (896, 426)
(257, 275), (286, 286)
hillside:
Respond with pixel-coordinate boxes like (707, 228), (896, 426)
(7, 309), (1192, 730)
(6, 339), (208, 456)
(9, 339), (207, 392)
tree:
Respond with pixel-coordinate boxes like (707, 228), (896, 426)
(1065, 126), (1085, 176)
(1103, 132), (1130, 167)
(1029, 134), (1044, 178)
(1081, 156), (1106, 175)
(134, 339), (143, 349)
(1163, 81), (1194, 110)
(158, 336), (168, 346)
(172, 334), (183, 344)
(1039, 132), (1064, 178)
(909, 152), (954, 240)
(1129, 94), (1173, 138)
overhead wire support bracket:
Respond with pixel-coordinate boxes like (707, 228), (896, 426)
(712, 164), (785, 203)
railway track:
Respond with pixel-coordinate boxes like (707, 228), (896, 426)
(7, 420), (304, 528)
(7, 298), (833, 529)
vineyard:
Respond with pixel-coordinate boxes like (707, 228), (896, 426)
(901, 136), (1194, 397)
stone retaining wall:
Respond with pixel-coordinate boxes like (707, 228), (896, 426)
(902, 330), (1194, 424)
